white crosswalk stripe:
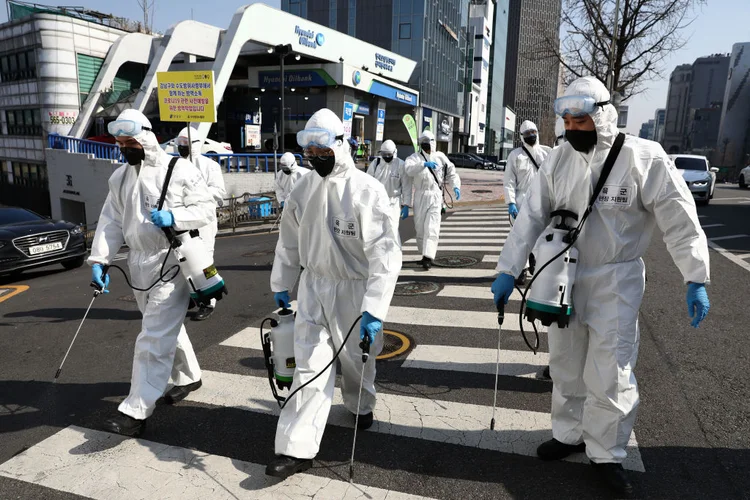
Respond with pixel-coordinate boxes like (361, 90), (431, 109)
(0, 207), (647, 499)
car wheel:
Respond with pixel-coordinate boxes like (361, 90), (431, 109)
(740, 175), (748, 189)
(475, 163), (483, 169)
(62, 256), (85, 270)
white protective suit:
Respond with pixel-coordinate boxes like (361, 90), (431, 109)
(404, 131), (460, 259)
(554, 116), (566, 148)
(496, 77), (710, 464)
(89, 109), (215, 420)
(270, 109), (402, 459)
(366, 139), (412, 227)
(504, 120), (552, 207)
(274, 152), (307, 205)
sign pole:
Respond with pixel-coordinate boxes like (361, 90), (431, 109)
(186, 122), (193, 162)
(280, 53), (286, 155)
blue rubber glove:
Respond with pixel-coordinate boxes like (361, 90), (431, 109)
(274, 291), (291, 309)
(150, 209), (174, 228)
(491, 273), (515, 308)
(424, 161), (438, 169)
(508, 203), (519, 219)
(686, 283), (709, 328)
(91, 263), (110, 294)
(454, 187), (461, 200)
(400, 206), (409, 220)
(360, 311), (382, 344)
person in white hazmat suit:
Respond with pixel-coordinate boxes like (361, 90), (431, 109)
(553, 116), (567, 148)
(404, 130), (461, 270)
(504, 120), (552, 285)
(274, 152), (307, 210)
(89, 109), (216, 436)
(491, 76), (711, 495)
(366, 139), (412, 228)
(266, 109), (402, 479)
(176, 126), (227, 321)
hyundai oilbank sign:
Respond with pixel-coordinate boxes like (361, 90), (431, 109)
(294, 25), (325, 49)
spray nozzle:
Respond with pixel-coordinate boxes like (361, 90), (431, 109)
(496, 301), (505, 326)
(90, 265), (110, 296)
(360, 337), (371, 363)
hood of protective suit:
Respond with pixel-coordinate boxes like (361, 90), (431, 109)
(303, 108), (352, 177)
(380, 139), (397, 159)
(554, 117), (565, 138)
(564, 76), (619, 150)
(279, 152), (298, 171)
(419, 130), (436, 153)
(177, 126), (202, 159)
(116, 109), (163, 168)
(520, 120), (538, 135)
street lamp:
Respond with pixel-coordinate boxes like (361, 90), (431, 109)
(273, 43), (294, 153)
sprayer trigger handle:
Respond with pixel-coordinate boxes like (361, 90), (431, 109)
(496, 302), (505, 326)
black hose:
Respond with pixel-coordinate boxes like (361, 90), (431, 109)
(105, 246), (180, 292)
(280, 314), (364, 410)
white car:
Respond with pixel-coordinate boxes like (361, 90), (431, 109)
(739, 165), (750, 189)
(161, 137), (233, 156)
(669, 154), (718, 205)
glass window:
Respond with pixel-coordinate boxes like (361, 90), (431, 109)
(9, 54), (17, 72)
(24, 109), (32, 126)
(32, 109), (41, 126)
(0, 56), (8, 74)
(18, 52), (27, 71)
(399, 23), (411, 39)
(7, 110), (15, 126)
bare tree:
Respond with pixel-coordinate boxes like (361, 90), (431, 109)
(136, 0), (156, 34)
(533, 0), (704, 100)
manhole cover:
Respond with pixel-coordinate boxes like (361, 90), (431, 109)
(377, 329), (413, 360)
(243, 249), (275, 257)
(118, 295), (137, 302)
(394, 281), (440, 296)
(433, 255), (478, 268)
(472, 189), (492, 193)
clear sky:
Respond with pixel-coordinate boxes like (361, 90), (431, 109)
(2, 0), (749, 135)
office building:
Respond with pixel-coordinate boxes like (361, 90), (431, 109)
(663, 64), (693, 153)
(639, 119), (655, 140)
(462, 0), (494, 153)
(716, 42), (750, 168)
(653, 108), (666, 144)
(485, 0), (510, 159)
(503, 0), (561, 146)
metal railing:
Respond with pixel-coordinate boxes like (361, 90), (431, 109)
(48, 134), (123, 161)
(217, 193), (281, 233)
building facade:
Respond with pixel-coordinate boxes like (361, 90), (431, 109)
(653, 108), (666, 144)
(663, 64), (693, 154)
(639, 119), (655, 140)
(503, 0), (561, 147)
(716, 42), (750, 169)
(485, 0), (509, 159)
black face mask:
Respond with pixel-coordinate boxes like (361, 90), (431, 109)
(421, 143), (431, 153)
(523, 136), (537, 146)
(120, 147), (145, 166)
(281, 167), (292, 175)
(565, 129), (598, 152)
(382, 155), (394, 163)
(309, 155), (336, 177)
(177, 145), (191, 158)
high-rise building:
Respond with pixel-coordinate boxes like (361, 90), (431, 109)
(485, 0), (509, 159)
(283, 0), (470, 152)
(654, 108), (666, 144)
(716, 42), (750, 169)
(663, 64), (693, 154)
(462, 0), (494, 154)
(503, 0), (561, 146)
(639, 119), (655, 140)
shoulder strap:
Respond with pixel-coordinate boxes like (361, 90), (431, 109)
(521, 145), (540, 170)
(158, 156), (180, 210)
(420, 151), (442, 188)
(588, 132), (626, 210)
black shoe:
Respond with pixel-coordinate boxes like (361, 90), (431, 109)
(192, 305), (214, 321)
(422, 258), (432, 270)
(537, 438), (586, 461)
(265, 455), (313, 479)
(353, 411), (374, 430)
(102, 412), (146, 437)
(163, 380), (202, 405)
(592, 462), (633, 496)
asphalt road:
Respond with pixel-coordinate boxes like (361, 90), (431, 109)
(0, 182), (749, 499)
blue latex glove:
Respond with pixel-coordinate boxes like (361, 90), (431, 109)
(150, 209), (174, 228)
(686, 283), (709, 328)
(454, 187), (461, 200)
(508, 203), (519, 219)
(360, 311), (382, 344)
(274, 291), (291, 309)
(91, 263), (110, 294)
(400, 206), (409, 220)
(491, 273), (515, 308)
(424, 161), (438, 169)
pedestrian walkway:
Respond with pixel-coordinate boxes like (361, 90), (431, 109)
(0, 206), (645, 499)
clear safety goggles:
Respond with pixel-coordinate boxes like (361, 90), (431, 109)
(175, 136), (200, 147)
(296, 128), (343, 149)
(521, 129), (538, 138)
(107, 119), (151, 137)
(554, 95), (610, 117)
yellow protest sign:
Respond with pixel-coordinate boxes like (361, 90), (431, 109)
(157, 71), (216, 122)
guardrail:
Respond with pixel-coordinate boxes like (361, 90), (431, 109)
(48, 134), (123, 161)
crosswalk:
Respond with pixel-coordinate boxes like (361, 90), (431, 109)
(0, 205), (646, 499)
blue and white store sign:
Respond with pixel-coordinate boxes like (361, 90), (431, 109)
(352, 70), (362, 86)
(369, 81), (418, 106)
(376, 109), (385, 141)
(354, 101), (370, 115)
(294, 25), (325, 49)
(375, 53), (397, 73)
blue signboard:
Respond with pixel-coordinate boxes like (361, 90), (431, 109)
(258, 69), (334, 88)
(368, 80), (418, 106)
(354, 101), (370, 115)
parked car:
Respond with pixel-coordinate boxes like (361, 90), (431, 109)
(447, 153), (493, 169)
(161, 137), (233, 156)
(739, 164), (750, 189)
(669, 154), (718, 205)
(0, 207), (87, 276)
(495, 160), (507, 171)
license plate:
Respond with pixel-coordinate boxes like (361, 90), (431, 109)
(29, 242), (63, 255)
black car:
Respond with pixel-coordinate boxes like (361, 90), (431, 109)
(0, 207), (87, 276)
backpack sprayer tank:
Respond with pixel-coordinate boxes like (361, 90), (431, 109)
(524, 210), (579, 328)
(261, 308), (296, 403)
(172, 231), (227, 305)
